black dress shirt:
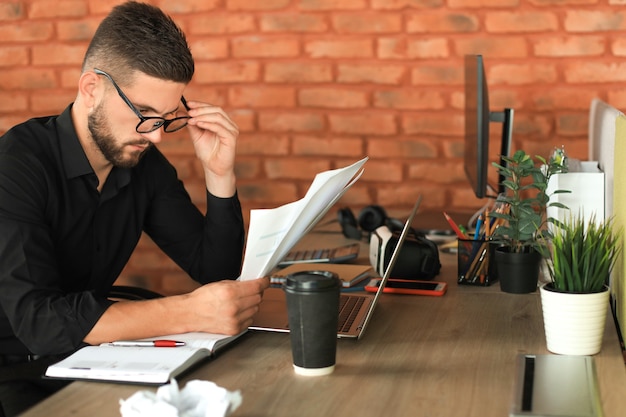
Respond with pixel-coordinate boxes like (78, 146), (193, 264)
(0, 105), (245, 356)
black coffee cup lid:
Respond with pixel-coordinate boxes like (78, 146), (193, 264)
(284, 270), (341, 292)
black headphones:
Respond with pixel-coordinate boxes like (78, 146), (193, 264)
(338, 205), (405, 240)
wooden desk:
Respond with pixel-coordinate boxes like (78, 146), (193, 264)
(21, 231), (626, 417)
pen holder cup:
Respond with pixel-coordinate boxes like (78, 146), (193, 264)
(457, 239), (498, 286)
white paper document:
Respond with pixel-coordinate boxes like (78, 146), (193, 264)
(238, 157), (368, 281)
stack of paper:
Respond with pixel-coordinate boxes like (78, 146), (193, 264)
(239, 157), (368, 280)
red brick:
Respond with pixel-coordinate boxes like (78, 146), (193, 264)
(230, 110), (256, 132)
(28, 1), (88, 18)
(87, 0), (126, 15)
(410, 38), (450, 58)
(265, 62), (333, 83)
(455, 37), (529, 58)
(0, 22), (54, 42)
(188, 14), (256, 35)
(0, 92), (28, 112)
(611, 38), (626, 56)
(0, 69), (57, 90)
(409, 160), (465, 184)
(450, 187), (484, 210)
(378, 184), (445, 208)
(337, 63), (406, 85)
(411, 65), (464, 85)
(226, 0), (291, 11)
(232, 36), (299, 58)
(565, 62), (626, 84)
(530, 0), (597, 4)
(565, 10), (626, 32)
(534, 36), (605, 57)
(374, 89), (446, 110)
(0, 2), (24, 21)
(32, 44), (86, 66)
(260, 13), (328, 32)
(607, 89), (626, 109)
(299, 88), (368, 109)
(304, 39), (374, 58)
(329, 113), (397, 135)
(234, 158), (262, 179)
(238, 182), (298, 205)
(0, 46), (29, 67)
(189, 39), (229, 60)
(378, 37), (451, 59)
(237, 134), (290, 155)
(331, 13), (403, 34)
(185, 85), (227, 107)
(448, 0), (518, 7)
(556, 113), (588, 137)
(194, 61), (260, 84)
(359, 160), (403, 182)
(299, 0), (367, 10)
(265, 158), (331, 180)
(368, 138), (438, 158)
(159, 0), (221, 14)
(372, 0), (444, 9)
(489, 64), (558, 85)
(489, 89), (518, 111)
(30, 91), (76, 113)
(229, 86), (295, 108)
(512, 114), (552, 139)
(56, 19), (100, 41)
(402, 113), (464, 136)
(406, 11), (479, 33)
(532, 89), (598, 111)
(258, 111), (325, 132)
(292, 135), (364, 157)
(485, 12), (558, 33)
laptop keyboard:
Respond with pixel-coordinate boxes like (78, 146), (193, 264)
(338, 294), (365, 332)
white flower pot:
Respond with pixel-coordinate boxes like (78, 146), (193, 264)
(539, 283), (610, 355)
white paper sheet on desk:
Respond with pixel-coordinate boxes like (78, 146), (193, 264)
(238, 157), (368, 281)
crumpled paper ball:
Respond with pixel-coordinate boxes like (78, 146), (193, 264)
(119, 379), (242, 417)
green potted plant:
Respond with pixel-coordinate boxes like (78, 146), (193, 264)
(540, 214), (622, 355)
(490, 149), (568, 293)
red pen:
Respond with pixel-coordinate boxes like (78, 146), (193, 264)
(109, 340), (186, 347)
(443, 212), (468, 239)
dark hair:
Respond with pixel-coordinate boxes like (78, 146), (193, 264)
(82, 1), (194, 85)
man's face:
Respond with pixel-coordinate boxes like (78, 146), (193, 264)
(88, 101), (152, 168)
(89, 72), (186, 168)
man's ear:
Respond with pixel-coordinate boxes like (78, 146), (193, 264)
(77, 71), (101, 110)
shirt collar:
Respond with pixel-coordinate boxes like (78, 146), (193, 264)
(57, 104), (131, 189)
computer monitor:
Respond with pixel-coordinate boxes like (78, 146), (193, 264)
(464, 54), (514, 199)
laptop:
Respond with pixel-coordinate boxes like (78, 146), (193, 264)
(250, 194), (423, 340)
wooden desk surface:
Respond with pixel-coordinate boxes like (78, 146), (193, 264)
(21, 230), (626, 417)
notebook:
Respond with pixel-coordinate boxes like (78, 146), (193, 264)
(250, 194), (423, 340)
(44, 331), (246, 385)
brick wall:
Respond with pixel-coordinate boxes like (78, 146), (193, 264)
(1, 0), (625, 294)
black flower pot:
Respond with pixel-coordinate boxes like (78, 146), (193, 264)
(494, 247), (541, 294)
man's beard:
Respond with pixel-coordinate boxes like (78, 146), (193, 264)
(87, 105), (152, 169)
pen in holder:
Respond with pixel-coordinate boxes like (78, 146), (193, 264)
(457, 238), (498, 286)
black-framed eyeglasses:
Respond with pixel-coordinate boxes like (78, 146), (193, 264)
(94, 68), (190, 133)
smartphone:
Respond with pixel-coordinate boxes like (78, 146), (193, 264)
(364, 278), (447, 296)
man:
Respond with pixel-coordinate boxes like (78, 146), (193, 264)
(0, 2), (269, 415)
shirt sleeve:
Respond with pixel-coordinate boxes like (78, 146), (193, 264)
(139, 150), (245, 284)
(0, 153), (112, 355)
